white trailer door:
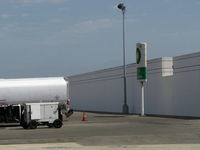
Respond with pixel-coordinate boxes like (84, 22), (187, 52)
(40, 103), (58, 122)
(30, 103), (41, 120)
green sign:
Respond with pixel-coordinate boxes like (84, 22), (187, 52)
(136, 43), (147, 82)
(137, 67), (147, 80)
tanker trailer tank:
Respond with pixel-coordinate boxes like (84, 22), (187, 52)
(0, 77), (68, 104)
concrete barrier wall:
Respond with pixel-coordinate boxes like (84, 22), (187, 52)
(69, 52), (200, 117)
(145, 52), (200, 117)
(69, 66), (125, 113)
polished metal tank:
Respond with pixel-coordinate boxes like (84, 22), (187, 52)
(0, 77), (68, 104)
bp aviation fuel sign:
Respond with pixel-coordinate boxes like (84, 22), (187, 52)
(136, 43), (147, 82)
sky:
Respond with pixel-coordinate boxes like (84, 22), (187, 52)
(0, 0), (200, 78)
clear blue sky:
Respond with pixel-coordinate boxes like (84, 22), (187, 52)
(0, 0), (200, 78)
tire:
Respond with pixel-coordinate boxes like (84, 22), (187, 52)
(29, 120), (38, 129)
(53, 119), (62, 128)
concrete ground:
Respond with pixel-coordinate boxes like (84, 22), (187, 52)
(1, 112), (200, 149)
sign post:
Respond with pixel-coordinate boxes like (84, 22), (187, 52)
(136, 43), (147, 116)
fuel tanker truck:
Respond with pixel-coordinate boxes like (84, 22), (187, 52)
(0, 77), (73, 129)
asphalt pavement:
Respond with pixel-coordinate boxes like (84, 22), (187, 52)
(1, 112), (200, 149)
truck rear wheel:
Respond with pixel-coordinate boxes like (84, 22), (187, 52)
(29, 120), (38, 129)
(53, 119), (62, 128)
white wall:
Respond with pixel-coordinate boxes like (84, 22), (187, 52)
(69, 52), (200, 117)
(69, 67), (125, 113)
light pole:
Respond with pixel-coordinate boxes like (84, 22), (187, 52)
(118, 3), (129, 114)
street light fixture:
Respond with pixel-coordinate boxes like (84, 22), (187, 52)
(117, 3), (129, 114)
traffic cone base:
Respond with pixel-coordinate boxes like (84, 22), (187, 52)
(82, 112), (87, 121)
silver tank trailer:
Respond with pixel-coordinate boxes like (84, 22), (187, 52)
(0, 77), (68, 104)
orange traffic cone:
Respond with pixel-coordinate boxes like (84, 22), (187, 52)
(82, 112), (87, 121)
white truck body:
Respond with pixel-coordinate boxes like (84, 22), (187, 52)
(25, 102), (59, 123)
(21, 102), (64, 129)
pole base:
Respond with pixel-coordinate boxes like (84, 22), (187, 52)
(122, 104), (129, 114)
